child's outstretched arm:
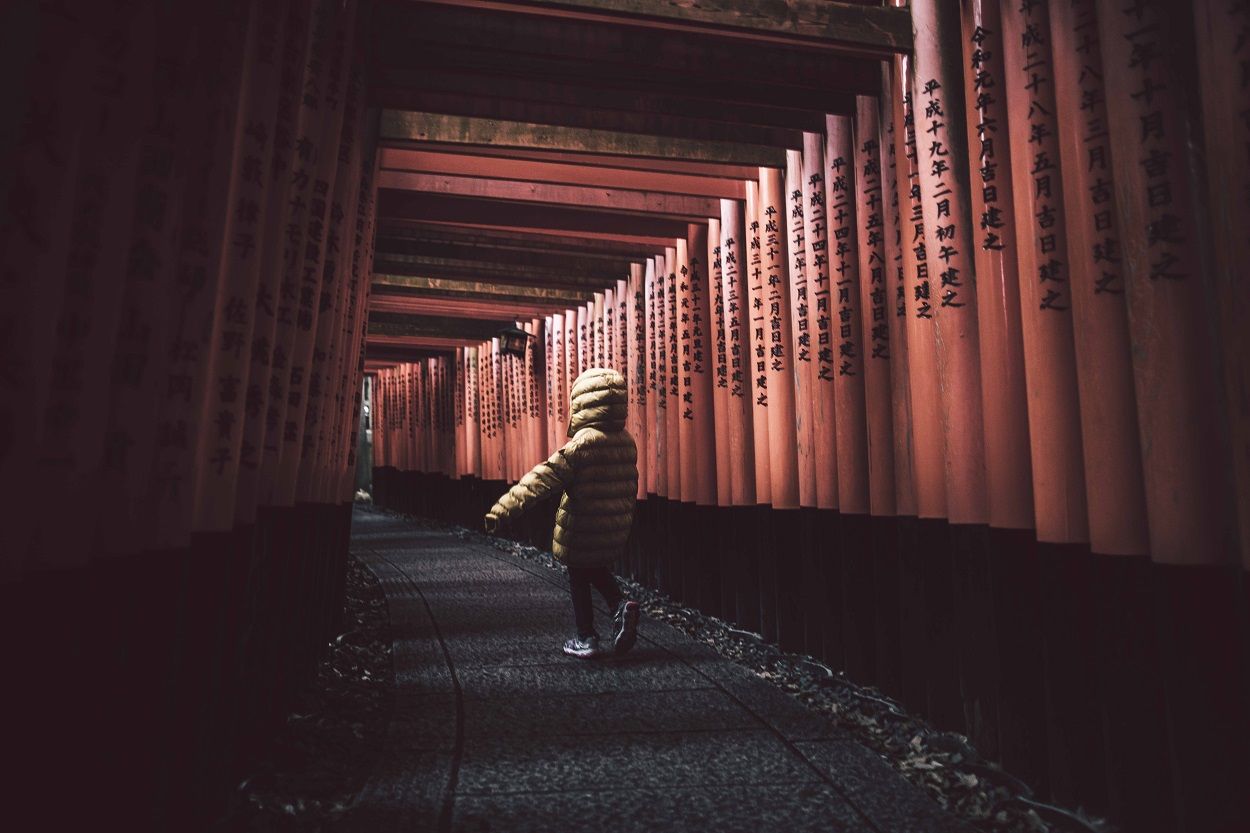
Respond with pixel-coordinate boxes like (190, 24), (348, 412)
(485, 445), (577, 532)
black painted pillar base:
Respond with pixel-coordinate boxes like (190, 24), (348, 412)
(988, 526), (1048, 796)
(818, 509), (846, 672)
(774, 508), (804, 654)
(895, 516), (926, 713)
(871, 514), (903, 701)
(753, 504), (778, 644)
(917, 517), (962, 732)
(798, 507), (824, 660)
(951, 523), (998, 761)
(841, 512), (875, 684)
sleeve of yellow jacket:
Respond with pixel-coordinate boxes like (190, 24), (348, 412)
(489, 444), (577, 523)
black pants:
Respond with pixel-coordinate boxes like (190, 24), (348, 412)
(568, 565), (623, 637)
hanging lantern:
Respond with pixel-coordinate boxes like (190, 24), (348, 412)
(499, 324), (531, 358)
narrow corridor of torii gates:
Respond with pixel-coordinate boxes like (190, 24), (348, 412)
(3, 0), (1249, 831)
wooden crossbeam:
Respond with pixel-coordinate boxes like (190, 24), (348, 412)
(402, 0), (912, 56)
(371, 254), (630, 289)
(373, 274), (600, 304)
(398, 141), (762, 179)
(379, 148), (747, 199)
(369, 311), (512, 340)
(376, 221), (665, 258)
(378, 170), (723, 218)
(380, 112), (787, 167)
(373, 237), (642, 275)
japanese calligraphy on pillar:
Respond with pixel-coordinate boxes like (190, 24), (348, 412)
(708, 218), (731, 506)
(959, 0), (1034, 531)
(855, 98), (897, 517)
(911, 0), (988, 524)
(1049, 0), (1148, 554)
(802, 133), (838, 511)
(787, 150), (817, 508)
(744, 182), (771, 504)
(719, 199), (756, 507)
(759, 168), (799, 508)
(686, 224), (716, 506)
(665, 247), (682, 501)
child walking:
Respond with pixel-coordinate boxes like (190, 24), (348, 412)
(485, 368), (641, 658)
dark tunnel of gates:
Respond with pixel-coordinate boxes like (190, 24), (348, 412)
(3, 0), (1250, 831)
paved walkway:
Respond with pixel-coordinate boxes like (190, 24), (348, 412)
(345, 507), (967, 833)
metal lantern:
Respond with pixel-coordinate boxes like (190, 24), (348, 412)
(499, 324), (531, 358)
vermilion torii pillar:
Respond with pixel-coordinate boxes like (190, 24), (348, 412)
(785, 150), (817, 508)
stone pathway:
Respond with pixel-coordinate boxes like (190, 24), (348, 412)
(344, 507), (968, 833)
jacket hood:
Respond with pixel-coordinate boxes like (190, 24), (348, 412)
(567, 367), (628, 437)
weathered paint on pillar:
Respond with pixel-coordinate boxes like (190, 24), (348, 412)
(745, 180), (773, 505)
(686, 223), (717, 506)
(855, 97), (898, 517)
(627, 264), (649, 499)
(959, 0), (1035, 531)
(786, 150), (818, 508)
(721, 198), (757, 506)
(892, 49), (948, 520)
(759, 168), (800, 509)
(563, 310), (576, 438)
(878, 68), (918, 517)
(1194, 0), (1250, 569)
(1096, 0), (1236, 564)
(826, 116), (870, 516)
(651, 254), (669, 497)
(1001, 0), (1090, 544)
(803, 132), (840, 511)
(1048, 0), (1149, 555)
(665, 246), (683, 502)
(709, 218), (732, 506)
(616, 278), (629, 377)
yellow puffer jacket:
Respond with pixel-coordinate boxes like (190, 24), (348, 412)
(488, 368), (638, 567)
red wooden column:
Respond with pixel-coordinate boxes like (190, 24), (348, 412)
(911, 0), (989, 527)
(892, 51), (947, 522)
(627, 264), (648, 499)
(877, 70), (917, 517)
(1001, 0), (1090, 545)
(1046, 0), (1149, 555)
(803, 133), (839, 512)
(465, 346), (480, 478)
(745, 180), (772, 506)
(665, 246), (683, 502)
(528, 317), (546, 467)
(708, 218), (731, 507)
(1194, 0), (1250, 571)
(593, 292), (606, 367)
(825, 117), (869, 517)
(563, 311), (576, 437)
(854, 97), (898, 518)
(545, 315), (559, 455)
(677, 237), (697, 500)
(1095, 0), (1234, 565)
(786, 150), (817, 508)
(720, 199), (756, 507)
(151, 7), (255, 549)
(604, 288), (616, 371)
(616, 278), (629, 376)
(960, 0), (1034, 532)
(686, 224), (717, 506)
(759, 169), (799, 509)
(644, 258), (660, 496)
(274, 1), (358, 506)
(652, 254), (669, 498)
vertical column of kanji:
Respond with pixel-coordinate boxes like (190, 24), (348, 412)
(152, 4), (253, 549)
(563, 310), (576, 431)
(855, 99), (898, 517)
(720, 199), (756, 506)
(545, 315), (558, 456)
(575, 304), (587, 379)
(370, 372), (384, 473)
(392, 365), (405, 479)
(677, 238), (696, 500)
(653, 254), (669, 498)
(628, 265), (649, 499)
(590, 292), (603, 367)
(686, 224), (716, 506)
(477, 345), (491, 480)
(746, 181), (772, 506)
(759, 168), (799, 509)
(961, 1), (1034, 532)
(604, 289), (615, 371)
(258, 0), (332, 506)
(528, 317), (545, 466)
(499, 344), (512, 481)
(911, 0), (989, 526)
(332, 154), (379, 502)
(0, 4), (96, 573)
(825, 118), (869, 517)
(803, 134), (839, 512)
(617, 278), (629, 379)
(303, 50), (367, 505)
(33, 1), (156, 565)
(708, 219), (731, 506)
(193, 1), (288, 533)
(1193, 0), (1250, 571)
(786, 151), (817, 508)
(99, 11), (200, 554)
(336, 157), (377, 501)
(877, 74), (917, 517)
(893, 52), (948, 522)
(646, 259), (662, 496)
(233, 0), (314, 520)
(552, 313), (567, 451)
(1001, 0), (1090, 545)
(1093, 0), (1234, 562)
(462, 342), (475, 472)
(1049, 0), (1148, 554)
(454, 348), (467, 477)
(665, 247), (683, 502)
(275, 0), (357, 505)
